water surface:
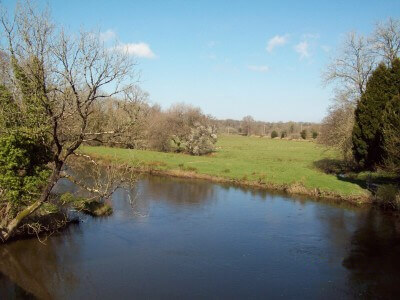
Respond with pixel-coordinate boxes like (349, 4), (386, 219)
(1, 176), (400, 299)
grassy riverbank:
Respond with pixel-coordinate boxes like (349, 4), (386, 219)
(82, 135), (374, 202)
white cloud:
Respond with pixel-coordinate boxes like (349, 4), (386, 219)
(100, 29), (116, 42)
(247, 65), (269, 72)
(266, 34), (289, 52)
(294, 41), (310, 59)
(115, 42), (156, 58)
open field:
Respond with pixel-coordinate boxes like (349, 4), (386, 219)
(82, 135), (372, 201)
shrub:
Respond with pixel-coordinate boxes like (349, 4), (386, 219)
(281, 131), (287, 138)
(147, 113), (173, 152)
(313, 158), (355, 174)
(375, 184), (400, 210)
(147, 104), (217, 155)
(300, 129), (307, 139)
(0, 132), (51, 210)
(318, 97), (355, 161)
(185, 123), (217, 155)
(312, 131), (318, 139)
(60, 193), (113, 216)
(271, 131), (278, 138)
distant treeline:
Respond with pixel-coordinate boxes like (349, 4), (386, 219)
(214, 117), (321, 139)
(84, 97), (321, 153)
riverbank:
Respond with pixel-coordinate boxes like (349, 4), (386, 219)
(81, 135), (381, 203)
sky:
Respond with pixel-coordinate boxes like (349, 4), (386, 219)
(3, 0), (400, 122)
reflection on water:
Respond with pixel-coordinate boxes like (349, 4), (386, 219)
(342, 211), (400, 298)
(141, 176), (216, 205)
(0, 231), (80, 299)
(0, 272), (35, 299)
(1, 175), (400, 299)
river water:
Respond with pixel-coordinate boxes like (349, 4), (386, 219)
(1, 176), (400, 299)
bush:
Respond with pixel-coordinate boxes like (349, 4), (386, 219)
(300, 129), (307, 139)
(375, 184), (400, 210)
(318, 100), (355, 160)
(147, 104), (217, 155)
(60, 193), (113, 216)
(185, 122), (217, 155)
(147, 113), (173, 152)
(271, 131), (278, 138)
(313, 158), (355, 174)
(0, 132), (51, 209)
(281, 131), (287, 138)
(312, 131), (318, 139)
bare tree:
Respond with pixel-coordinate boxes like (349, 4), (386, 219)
(0, 2), (138, 241)
(147, 109), (173, 152)
(372, 18), (400, 66)
(63, 154), (137, 201)
(241, 115), (255, 136)
(86, 86), (150, 148)
(323, 32), (376, 101)
(321, 32), (376, 159)
(318, 91), (355, 161)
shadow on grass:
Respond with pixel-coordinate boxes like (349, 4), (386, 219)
(313, 158), (399, 192)
(313, 158), (358, 174)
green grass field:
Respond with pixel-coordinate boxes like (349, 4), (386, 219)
(82, 135), (370, 198)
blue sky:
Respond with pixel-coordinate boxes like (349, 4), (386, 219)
(4, 0), (400, 122)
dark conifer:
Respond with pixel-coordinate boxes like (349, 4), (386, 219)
(352, 59), (400, 168)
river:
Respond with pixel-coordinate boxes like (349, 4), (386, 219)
(1, 175), (400, 299)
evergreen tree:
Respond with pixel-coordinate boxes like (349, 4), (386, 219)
(352, 59), (400, 168)
(0, 84), (20, 131)
(382, 94), (400, 174)
(0, 132), (51, 214)
(0, 58), (52, 215)
(300, 129), (307, 139)
(10, 56), (51, 141)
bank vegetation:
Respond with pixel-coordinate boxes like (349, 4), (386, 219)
(319, 18), (400, 210)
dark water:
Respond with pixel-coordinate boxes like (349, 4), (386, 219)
(1, 176), (400, 299)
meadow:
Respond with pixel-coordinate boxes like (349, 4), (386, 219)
(82, 135), (371, 200)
